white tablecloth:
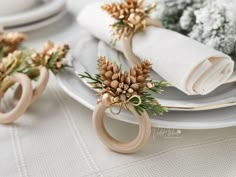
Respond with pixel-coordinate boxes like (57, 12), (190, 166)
(0, 1), (236, 177)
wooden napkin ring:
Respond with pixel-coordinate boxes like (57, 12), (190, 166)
(93, 93), (152, 154)
(80, 57), (167, 154)
(0, 73), (33, 124)
(14, 66), (49, 104)
(0, 67), (49, 124)
(0, 41), (69, 124)
(122, 18), (162, 65)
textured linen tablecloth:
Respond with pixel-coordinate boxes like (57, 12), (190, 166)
(0, 1), (236, 177)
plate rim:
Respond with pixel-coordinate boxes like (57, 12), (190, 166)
(0, 0), (65, 27)
(79, 75), (236, 111)
(5, 9), (66, 32)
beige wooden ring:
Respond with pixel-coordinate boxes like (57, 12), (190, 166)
(122, 18), (162, 65)
(14, 66), (49, 103)
(92, 94), (152, 153)
(0, 73), (33, 124)
(31, 66), (49, 103)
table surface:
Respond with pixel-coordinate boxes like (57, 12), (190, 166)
(0, 1), (236, 177)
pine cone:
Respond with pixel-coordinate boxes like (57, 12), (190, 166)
(98, 57), (152, 102)
(125, 0), (144, 10)
(102, 0), (144, 21)
(98, 56), (121, 86)
(31, 41), (69, 72)
(102, 3), (128, 20)
(40, 41), (69, 61)
(0, 32), (26, 55)
(0, 51), (22, 81)
(129, 60), (151, 84)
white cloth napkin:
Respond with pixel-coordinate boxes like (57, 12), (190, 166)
(78, 1), (235, 95)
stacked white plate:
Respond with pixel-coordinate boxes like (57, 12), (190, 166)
(56, 32), (236, 130)
(1, 0), (66, 32)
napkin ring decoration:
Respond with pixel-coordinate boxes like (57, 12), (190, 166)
(80, 57), (167, 153)
(0, 41), (69, 124)
(102, 0), (162, 65)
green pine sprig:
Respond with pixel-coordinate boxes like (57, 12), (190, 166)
(130, 81), (169, 116)
(79, 72), (105, 90)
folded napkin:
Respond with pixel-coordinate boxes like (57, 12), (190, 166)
(78, 2), (234, 95)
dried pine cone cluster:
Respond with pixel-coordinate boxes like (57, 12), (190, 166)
(0, 51), (22, 81)
(0, 41), (69, 84)
(0, 32), (26, 56)
(98, 56), (152, 102)
(80, 57), (168, 115)
(102, 0), (157, 39)
(31, 41), (69, 73)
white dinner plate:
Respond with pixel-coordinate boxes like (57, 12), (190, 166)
(56, 67), (236, 129)
(4, 9), (66, 32)
(70, 34), (236, 111)
(0, 0), (65, 28)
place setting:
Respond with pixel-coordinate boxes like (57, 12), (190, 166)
(0, 0), (235, 154)
(1, 1), (236, 176)
(54, 0), (236, 153)
(57, 0), (236, 127)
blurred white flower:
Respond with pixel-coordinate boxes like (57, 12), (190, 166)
(189, 0), (236, 55)
(156, 0), (236, 56)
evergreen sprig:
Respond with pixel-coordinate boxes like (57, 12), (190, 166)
(79, 72), (105, 90)
(131, 81), (169, 116)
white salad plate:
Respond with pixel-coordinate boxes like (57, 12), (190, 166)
(0, 0), (65, 28)
(56, 67), (236, 129)
(70, 34), (236, 111)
